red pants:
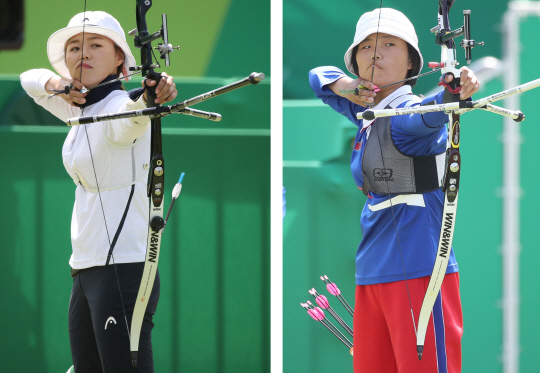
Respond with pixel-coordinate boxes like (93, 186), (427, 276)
(353, 273), (462, 373)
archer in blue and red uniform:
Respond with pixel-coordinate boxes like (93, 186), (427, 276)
(309, 8), (480, 373)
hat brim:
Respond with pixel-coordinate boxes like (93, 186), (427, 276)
(47, 25), (137, 80)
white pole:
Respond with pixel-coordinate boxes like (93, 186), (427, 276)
(502, 4), (520, 373)
(501, 2), (540, 372)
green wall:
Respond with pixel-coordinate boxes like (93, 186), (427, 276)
(0, 76), (270, 373)
(0, 0), (270, 371)
(284, 1), (540, 372)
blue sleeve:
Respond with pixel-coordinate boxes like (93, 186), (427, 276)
(393, 91), (448, 137)
(309, 66), (366, 127)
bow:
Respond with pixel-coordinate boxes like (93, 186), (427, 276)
(414, 0), (464, 360)
(72, 0), (172, 367)
(128, 0), (167, 366)
(69, 0), (264, 368)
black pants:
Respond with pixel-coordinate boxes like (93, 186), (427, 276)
(69, 262), (160, 373)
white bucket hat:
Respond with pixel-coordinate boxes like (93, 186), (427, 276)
(344, 8), (423, 77)
(47, 11), (137, 80)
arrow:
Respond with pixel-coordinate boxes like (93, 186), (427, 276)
(309, 288), (353, 336)
(163, 172), (185, 232)
(320, 275), (354, 317)
(301, 302), (353, 354)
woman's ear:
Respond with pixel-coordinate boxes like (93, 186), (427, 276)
(115, 46), (125, 67)
(117, 54), (125, 67)
(122, 64), (128, 78)
(408, 58), (412, 70)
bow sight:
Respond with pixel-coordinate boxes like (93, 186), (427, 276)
(432, 3), (484, 65)
(128, 13), (181, 74)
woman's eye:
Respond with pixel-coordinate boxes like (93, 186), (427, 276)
(385, 43), (395, 47)
(70, 46), (80, 52)
(361, 45), (371, 49)
(92, 44), (102, 48)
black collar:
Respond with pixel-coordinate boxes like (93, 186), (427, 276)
(78, 75), (123, 108)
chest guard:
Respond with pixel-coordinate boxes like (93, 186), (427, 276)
(72, 123), (150, 192)
(361, 107), (445, 195)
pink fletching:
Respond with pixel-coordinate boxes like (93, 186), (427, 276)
(315, 295), (330, 309)
(307, 308), (323, 321)
(313, 307), (326, 320)
(327, 282), (341, 296)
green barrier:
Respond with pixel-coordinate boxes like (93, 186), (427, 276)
(0, 76), (269, 372)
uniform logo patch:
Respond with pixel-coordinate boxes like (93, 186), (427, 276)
(373, 168), (393, 181)
(104, 316), (117, 330)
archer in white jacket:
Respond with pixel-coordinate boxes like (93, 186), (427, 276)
(21, 11), (178, 373)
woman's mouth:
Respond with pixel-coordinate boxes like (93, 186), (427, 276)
(76, 61), (92, 69)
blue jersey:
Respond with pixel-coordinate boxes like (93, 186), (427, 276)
(309, 66), (459, 285)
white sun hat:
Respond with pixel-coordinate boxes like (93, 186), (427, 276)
(47, 11), (137, 80)
(344, 8), (423, 77)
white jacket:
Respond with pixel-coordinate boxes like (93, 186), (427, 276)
(21, 69), (152, 269)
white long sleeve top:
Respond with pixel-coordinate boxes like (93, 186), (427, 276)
(21, 69), (153, 269)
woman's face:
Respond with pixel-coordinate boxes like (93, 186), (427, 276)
(355, 33), (412, 90)
(65, 33), (124, 88)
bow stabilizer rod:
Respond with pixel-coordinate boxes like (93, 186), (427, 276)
(65, 73), (264, 126)
(169, 72), (265, 112)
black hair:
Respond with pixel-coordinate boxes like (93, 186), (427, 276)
(113, 44), (126, 90)
(405, 42), (421, 87)
(113, 44), (125, 76)
(350, 41), (421, 87)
